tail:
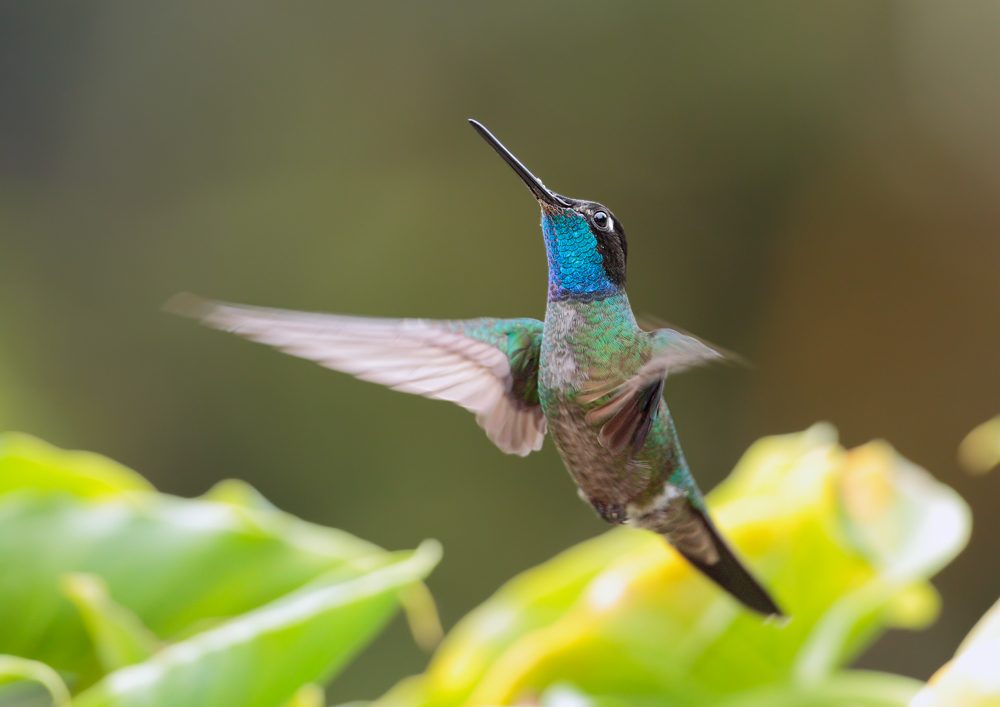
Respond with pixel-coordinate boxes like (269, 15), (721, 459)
(637, 498), (784, 617)
(674, 505), (784, 617)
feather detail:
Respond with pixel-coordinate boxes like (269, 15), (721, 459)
(632, 493), (783, 617)
(166, 293), (546, 456)
(671, 507), (783, 617)
(587, 377), (663, 453)
(582, 328), (731, 455)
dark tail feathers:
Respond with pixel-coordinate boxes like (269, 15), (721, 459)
(677, 507), (784, 618)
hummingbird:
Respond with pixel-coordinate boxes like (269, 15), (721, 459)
(167, 120), (782, 617)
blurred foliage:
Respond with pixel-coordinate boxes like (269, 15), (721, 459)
(958, 415), (1000, 476)
(0, 432), (441, 707)
(910, 594), (1000, 707)
(0, 656), (70, 707)
(375, 425), (969, 707)
(0, 423), (992, 706)
(908, 417), (1000, 706)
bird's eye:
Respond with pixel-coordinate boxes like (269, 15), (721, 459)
(593, 211), (611, 230)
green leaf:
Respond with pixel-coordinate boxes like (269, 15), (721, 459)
(0, 655), (70, 707)
(396, 581), (444, 652)
(61, 574), (160, 672)
(0, 486), (397, 689)
(72, 541), (441, 707)
(794, 440), (970, 683)
(712, 671), (924, 707)
(0, 434), (152, 498)
(201, 479), (278, 512)
(539, 670), (923, 707)
(282, 684), (324, 707)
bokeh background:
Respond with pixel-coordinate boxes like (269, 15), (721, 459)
(2, 1), (1000, 701)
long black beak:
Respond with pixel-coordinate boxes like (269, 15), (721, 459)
(469, 119), (572, 208)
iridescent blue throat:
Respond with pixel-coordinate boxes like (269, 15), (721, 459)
(542, 209), (618, 302)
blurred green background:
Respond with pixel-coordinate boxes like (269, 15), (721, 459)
(2, 1), (1000, 702)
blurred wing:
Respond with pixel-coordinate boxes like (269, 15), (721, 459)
(643, 327), (731, 376)
(167, 294), (546, 456)
(636, 314), (751, 367)
(581, 328), (728, 455)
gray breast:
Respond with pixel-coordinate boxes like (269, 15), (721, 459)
(546, 401), (654, 507)
(540, 300), (584, 390)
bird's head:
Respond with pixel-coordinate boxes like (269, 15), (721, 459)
(470, 120), (627, 302)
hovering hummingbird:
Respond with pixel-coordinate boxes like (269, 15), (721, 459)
(168, 120), (782, 617)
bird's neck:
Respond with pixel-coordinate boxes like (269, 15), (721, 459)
(543, 291), (639, 352)
(541, 292), (640, 391)
(542, 210), (621, 303)
(544, 291), (638, 333)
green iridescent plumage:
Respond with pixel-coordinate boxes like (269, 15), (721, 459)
(440, 318), (544, 409)
(168, 121), (782, 618)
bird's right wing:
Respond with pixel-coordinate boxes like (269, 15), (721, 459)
(166, 294), (546, 456)
(581, 328), (729, 454)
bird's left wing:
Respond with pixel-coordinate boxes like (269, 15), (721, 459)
(581, 328), (728, 455)
(166, 294), (546, 456)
